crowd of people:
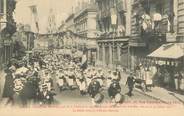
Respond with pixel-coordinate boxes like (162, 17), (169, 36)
(134, 63), (157, 91)
(134, 63), (184, 92)
(1, 50), (126, 107)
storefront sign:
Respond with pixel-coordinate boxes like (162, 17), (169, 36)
(166, 33), (176, 42)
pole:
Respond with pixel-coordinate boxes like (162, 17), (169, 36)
(113, 27), (115, 69)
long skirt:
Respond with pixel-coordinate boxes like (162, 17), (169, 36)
(67, 78), (74, 86)
(180, 79), (184, 90)
(174, 79), (179, 90)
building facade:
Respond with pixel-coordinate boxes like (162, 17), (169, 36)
(177, 0), (184, 42)
(0, 0), (16, 67)
(65, 13), (75, 32)
(74, 1), (98, 65)
(95, 0), (131, 69)
(130, 0), (178, 69)
(0, 0), (7, 69)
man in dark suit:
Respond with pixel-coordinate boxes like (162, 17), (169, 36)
(126, 73), (135, 97)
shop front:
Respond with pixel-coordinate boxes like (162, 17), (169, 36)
(147, 43), (184, 91)
(97, 36), (129, 69)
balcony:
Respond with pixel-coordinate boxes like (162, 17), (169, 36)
(116, 0), (126, 12)
(129, 35), (146, 47)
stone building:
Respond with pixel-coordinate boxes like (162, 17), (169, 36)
(130, 0), (178, 69)
(0, 0), (16, 67)
(74, 0), (98, 65)
(95, 0), (131, 68)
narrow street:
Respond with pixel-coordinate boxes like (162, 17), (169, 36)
(52, 72), (159, 105)
(1, 1), (184, 116)
(0, 71), (162, 107)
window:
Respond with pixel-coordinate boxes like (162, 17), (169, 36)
(0, 0), (4, 14)
(110, 0), (115, 8)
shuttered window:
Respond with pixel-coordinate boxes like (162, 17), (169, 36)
(0, 0), (4, 14)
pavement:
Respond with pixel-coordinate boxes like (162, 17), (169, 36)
(119, 69), (184, 106)
(135, 86), (184, 105)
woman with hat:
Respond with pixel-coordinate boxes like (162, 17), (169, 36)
(2, 68), (15, 106)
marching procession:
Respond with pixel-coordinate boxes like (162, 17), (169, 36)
(1, 50), (126, 107)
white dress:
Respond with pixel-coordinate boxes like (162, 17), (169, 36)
(145, 71), (153, 85)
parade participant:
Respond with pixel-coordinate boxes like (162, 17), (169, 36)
(108, 80), (122, 104)
(88, 79), (102, 105)
(23, 69), (39, 103)
(126, 73), (135, 97)
(96, 68), (104, 87)
(106, 70), (113, 88)
(43, 71), (52, 91)
(76, 71), (87, 95)
(85, 68), (93, 87)
(67, 67), (76, 90)
(56, 69), (66, 92)
(13, 74), (27, 107)
(91, 68), (97, 79)
(38, 84), (56, 106)
(112, 71), (120, 82)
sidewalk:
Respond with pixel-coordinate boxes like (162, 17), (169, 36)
(118, 69), (184, 105)
(135, 87), (184, 104)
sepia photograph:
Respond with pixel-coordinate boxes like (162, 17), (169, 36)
(0, 0), (184, 115)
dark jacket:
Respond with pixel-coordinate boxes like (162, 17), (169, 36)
(88, 80), (100, 98)
(108, 81), (121, 98)
(126, 76), (135, 88)
(2, 71), (14, 98)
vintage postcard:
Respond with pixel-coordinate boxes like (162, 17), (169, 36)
(0, 0), (184, 115)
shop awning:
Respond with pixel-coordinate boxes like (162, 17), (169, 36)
(148, 43), (184, 59)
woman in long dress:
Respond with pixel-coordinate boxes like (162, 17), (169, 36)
(2, 69), (14, 105)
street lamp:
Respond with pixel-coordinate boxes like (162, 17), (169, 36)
(111, 8), (117, 69)
(180, 43), (184, 67)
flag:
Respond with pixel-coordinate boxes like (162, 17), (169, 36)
(35, 22), (39, 32)
(29, 5), (39, 32)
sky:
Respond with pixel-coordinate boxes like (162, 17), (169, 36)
(14, 0), (83, 33)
